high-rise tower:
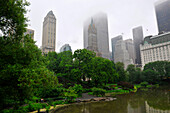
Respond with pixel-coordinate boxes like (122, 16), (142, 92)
(111, 35), (123, 61)
(42, 11), (56, 53)
(155, 0), (170, 33)
(133, 26), (143, 65)
(84, 12), (110, 59)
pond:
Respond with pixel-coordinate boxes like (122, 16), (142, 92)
(56, 86), (170, 113)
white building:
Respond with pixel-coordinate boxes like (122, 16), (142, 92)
(114, 39), (133, 69)
(140, 32), (170, 68)
(42, 11), (56, 54)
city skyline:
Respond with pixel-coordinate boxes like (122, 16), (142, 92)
(26, 0), (159, 52)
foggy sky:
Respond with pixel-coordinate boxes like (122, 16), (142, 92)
(26, 0), (159, 52)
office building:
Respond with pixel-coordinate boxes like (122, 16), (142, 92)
(24, 28), (34, 40)
(111, 35), (123, 61)
(155, 0), (170, 33)
(60, 44), (72, 52)
(133, 26), (144, 65)
(84, 12), (110, 59)
(42, 11), (56, 54)
(140, 32), (170, 68)
(124, 39), (136, 64)
(86, 19), (101, 56)
(114, 39), (133, 69)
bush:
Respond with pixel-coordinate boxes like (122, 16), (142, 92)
(140, 81), (148, 87)
(82, 88), (91, 93)
(91, 87), (106, 97)
(72, 84), (83, 97)
(117, 81), (134, 89)
(64, 87), (78, 103)
(53, 100), (63, 105)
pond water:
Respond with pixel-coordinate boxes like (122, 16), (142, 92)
(56, 86), (170, 113)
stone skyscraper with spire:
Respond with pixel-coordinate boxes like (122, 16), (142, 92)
(42, 11), (56, 53)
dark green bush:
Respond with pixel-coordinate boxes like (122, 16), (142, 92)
(140, 81), (148, 87)
(91, 87), (106, 97)
(117, 81), (134, 89)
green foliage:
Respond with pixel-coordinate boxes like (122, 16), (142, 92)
(140, 82), (148, 87)
(144, 61), (170, 80)
(72, 84), (83, 97)
(0, 0), (29, 41)
(91, 87), (106, 97)
(118, 81), (134, 89)
(64, 86), (78, 103)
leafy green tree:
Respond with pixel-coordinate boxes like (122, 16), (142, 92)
(73, 49), (95, 81)
(144, 61), (170, 80)
(0, 0), (29, 41)
(0, 0), (58, 110)
(142, 69), (160, 84)
(115, 62), (128, 82)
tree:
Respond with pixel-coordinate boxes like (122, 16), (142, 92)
(0, 0), (29, 41)
(0, 0), (58, 110)
(144, 61), (170, 80)
(115, 62), (128, 82)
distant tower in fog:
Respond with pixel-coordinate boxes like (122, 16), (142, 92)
(133, 26), (143, 65)
(84, 12), (110, 59)
(42, 11), (56, 54)
(155, 0), (170, 33)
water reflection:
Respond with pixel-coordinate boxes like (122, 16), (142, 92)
(56, 86), (170, 113)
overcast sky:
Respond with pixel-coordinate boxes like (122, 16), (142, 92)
(26, 0), (159, 52)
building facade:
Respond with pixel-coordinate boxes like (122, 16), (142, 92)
(60, 44), (72, 52)
(24, 28), (34, 40)
(133, 26), (144, 65)
(114, 39), (133, 69)
(84, 12), (110, 59)
(111, 35), (123, 61)
(42, 11), (56, 54)
(140, 32), (170, 68)
(125, 39), (136, 64)
(155, 0), (170, 33)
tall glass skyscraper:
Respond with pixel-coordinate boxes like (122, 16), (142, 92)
(155, 0), (170, 33)
(84, 12), (110, 59)
(42, 11), (56, 53)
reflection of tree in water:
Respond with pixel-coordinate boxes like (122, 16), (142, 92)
(145, 86), (170, 110)
(128, 91), (145, 113)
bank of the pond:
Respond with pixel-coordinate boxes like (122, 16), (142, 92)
(28, 83), (159, 113)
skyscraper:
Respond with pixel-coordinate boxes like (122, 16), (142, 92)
(84, 12), (110, 59)
(114, 39), (133, 69)
(42, 11), (56, 54)
(133, 26), (143, 65)
(87, 19), (98, 51)
(124, 39), (135, 64)
(60, 44), (72, 52)
(155, 0), (170, 33)
(111, 35), (123, 61)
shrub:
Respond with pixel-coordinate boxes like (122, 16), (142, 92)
(64, 87), (78, 103)
(72, 84), (83, 97)
(117, 81), (134, 89)
(53, 100), (63, 105)
(91, 87), (106, 97)
(140, 81), (148, 87)
(82, 88), (91, 93)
